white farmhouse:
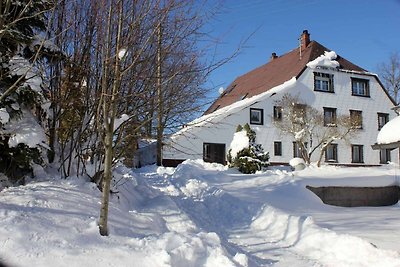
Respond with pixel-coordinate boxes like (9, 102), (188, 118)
(163, 30), (398, 167)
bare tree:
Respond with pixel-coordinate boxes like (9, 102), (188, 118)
(378, 52), (400, 104)
(273, 94), (359, 166)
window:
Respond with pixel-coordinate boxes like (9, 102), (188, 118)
(351, 145), (364, 163)
(351, 78), (370, 97)
(324, 107), (337, 126)
(293, 103), (306, 124)
(380, 149), (391, 164)
(314, 72), (334, 92)
(250, 108), (263, 125)
(203, 143), (226, 165)
(325, 144), (338, 162)
(350, 110), (363, 129)
(378, 113), (389, 130)
(293, 142), (307, 158)
(274, 141), (282, 156)
(273, 106), (282, 121)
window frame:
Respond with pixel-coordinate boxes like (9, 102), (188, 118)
(314, 72), (334, 93)
(350, 109), (363, 129)
(325, 143), (338, 163)
(273, 106), (282, 121)
(274, 141), (282, 156)
(250, 108), (264, 125)
(351, 78), (370, 97)
(203, 142), (226, 165)
(323, 107), (337, 126)
(351, 144), (364, 163)
(377, 112), (389, 130)
(293, 142), (307, 158)
(379, 149), (391, 164)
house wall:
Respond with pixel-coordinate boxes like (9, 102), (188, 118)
(163, 67), (398, 166)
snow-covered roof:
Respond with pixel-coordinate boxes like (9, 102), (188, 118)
(205, 37), (367, 114)
(377, 116), (400, 145)
(372, 115), (400, 150)
(170, 77), (297, 139)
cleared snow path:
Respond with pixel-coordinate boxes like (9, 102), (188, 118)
(1, 160), (400, 266)
(141, 160), (400, 267)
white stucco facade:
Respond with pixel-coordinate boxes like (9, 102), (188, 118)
(163, 66), (398, 166)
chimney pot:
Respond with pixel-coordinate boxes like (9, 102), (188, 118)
(301, 30), (310, 51)
(270, 52), (278, 61)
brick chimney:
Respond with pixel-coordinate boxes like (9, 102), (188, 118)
(300, 30), (310, 50)
(270, 52), (278, 61)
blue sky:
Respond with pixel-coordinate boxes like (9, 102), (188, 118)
(203, 0), (400, 101)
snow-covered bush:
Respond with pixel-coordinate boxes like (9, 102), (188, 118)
(0, 0), (55, 186)
(227, 123), (269, 174)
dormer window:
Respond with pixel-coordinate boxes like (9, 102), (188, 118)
(314, 72), (334, 93)
(351, 78), (370, 97)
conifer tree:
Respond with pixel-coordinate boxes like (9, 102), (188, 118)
(0, 0), (55, 183)
(227, 123), (269, 174)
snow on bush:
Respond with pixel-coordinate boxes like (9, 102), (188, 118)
(0, 108), (10, 124)
(228, 130), (249, 159)
(227, 124), (269, 174)
(5, 109), (47, 148)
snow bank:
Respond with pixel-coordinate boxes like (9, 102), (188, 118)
(377, 115), (400, 144)
(2, 159), (400, 267)
(250, 205), (400, 267)
(307, 51), (340, 69)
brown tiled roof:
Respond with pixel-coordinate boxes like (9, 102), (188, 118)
(204, 40), (367, 115)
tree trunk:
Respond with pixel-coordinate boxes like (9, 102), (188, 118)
(317, 148), (325, 167)
(156, 21), (163, 166)
(98, 130), (113, 236)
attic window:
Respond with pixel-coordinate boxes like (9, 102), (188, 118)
(314, 72), (334, 93)
(351, 78), (369, 97)
(250, 108), (263, 125)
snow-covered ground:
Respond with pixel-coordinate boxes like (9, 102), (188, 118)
(1, 160), (400, 267)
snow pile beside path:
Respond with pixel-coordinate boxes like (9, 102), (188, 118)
(250, 205), (400, 267)
(0, 167), (237, 267)
(377, 115), (400, 144)
(307, 51), (339, 69)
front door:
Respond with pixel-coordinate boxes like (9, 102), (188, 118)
(203, 143), (226, 165)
